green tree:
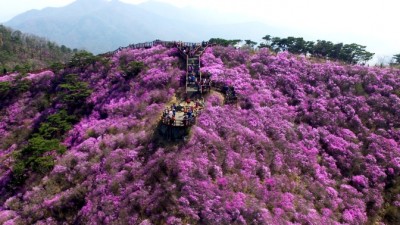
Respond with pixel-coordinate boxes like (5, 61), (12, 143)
(392, 54), (400, 64)
(328, 43), (343, 59)
(244, 39), (258, 48)
(339, 43), (374, 64)
(209, 38), (242, 47)
(313, 40), (334, 58)
(258, 34), (374, 64)
(0, 81), (11, 99)
(21, 136), (64, 157)
(59, 74), (92, 107)
(305, 41), (315, 55)
(270, 37), (282, 52)
(124, 61), (144, 79)
(68, 51), (98, 68)
(287, 37), (307, 54)
(259, 35), (272, 49)
(38, 110), (76, 139)
(50, 62), (65, 73)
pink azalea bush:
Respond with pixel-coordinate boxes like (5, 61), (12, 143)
(0, 45), (399, 224)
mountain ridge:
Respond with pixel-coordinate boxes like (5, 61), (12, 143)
(0, 25), (74, 73)
(4, 0), (280, 54)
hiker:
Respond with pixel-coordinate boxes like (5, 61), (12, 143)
(222, 85), (229, 94)
(190, 74), (196, 83)
(163, 108), (168, 117)
(183, 114), (188, 126)
(231, 88), (236, 97)
(196, 81), (200, 92)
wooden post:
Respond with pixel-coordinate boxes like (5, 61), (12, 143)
(186, 55), (188, 94)
(199, 55), (202, 94)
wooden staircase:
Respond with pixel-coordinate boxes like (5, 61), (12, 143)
(176, 43), (210, 100)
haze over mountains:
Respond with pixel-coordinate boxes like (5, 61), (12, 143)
(4, 0), (281, 54)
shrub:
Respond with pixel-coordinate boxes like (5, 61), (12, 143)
(22, 136), (66, 156)
(68, 51), (98, 68)
(0, 81), (11, 99)
(123, 61), (145, 79)
(31, 156), (55, 174)
(59, 74), (92, 108)
(38, 110), (76, 139)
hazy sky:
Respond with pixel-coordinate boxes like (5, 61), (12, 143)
(1, 0), (399, 60)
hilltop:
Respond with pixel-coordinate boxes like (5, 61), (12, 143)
(0, 25), (74, 73)
(0, 44), (399, 224)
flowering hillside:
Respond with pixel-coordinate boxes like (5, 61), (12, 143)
(0, 45), (399, 224)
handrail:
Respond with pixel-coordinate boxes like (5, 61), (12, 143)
(99, 40), (209, 58)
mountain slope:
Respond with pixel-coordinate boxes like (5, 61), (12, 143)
(0, 44), (399, 224)
(0, 25), (74, 73)
(4, 0), (279, 54)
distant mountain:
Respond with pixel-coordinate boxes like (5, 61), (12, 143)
(4, 0), (282, 54)
(0, 25), (73, 73)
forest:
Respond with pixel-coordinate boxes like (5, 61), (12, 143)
(210, 35), (377, 65)
(0, 25), (75, 74)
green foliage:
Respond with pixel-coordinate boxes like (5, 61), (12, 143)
(121, 61), (145, 79)
(11, 136), (64, 181)
(9, 71), (92, 188)
(0, 25), (73, 71)
(0, 81), (11, 99)
(50, 62), (65, 73)
(33, 94), (51, 111)
(383, 176), (400, 224)
(38, 110), (76, 139)
(392, 54), (400, 65)
(260, 34), (375, 64)
(31, 156), (55, 174)
(22, 136), (65, 156)
(59, 74), (92, 107)
(244, 39), (258, 48)
(14, 76), (31, 94)
(209, 38), (242, 47)
(118, 55), (145, 79)
(13, 63), (32, 74)
(340, 43), (374, 64)
(354, 83), (366, 96)
(86, 129), (99, 138)
(11, 160), (27, 182)
(68, 51), (99, 68)
(0, 75), (31, 103)
(394, 89), (400, 98)
(259, 35), (272, 48)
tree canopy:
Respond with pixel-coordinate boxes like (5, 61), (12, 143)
(209, 38), (242, 47)
(392, 54), (400, 64)
(0, 25), (74, 73)
(259, 35), (374, 64)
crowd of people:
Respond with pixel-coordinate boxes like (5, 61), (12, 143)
(187, 63), (212, 93)
(162, 99), (204, 127)
(176, 41), (208, 57)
